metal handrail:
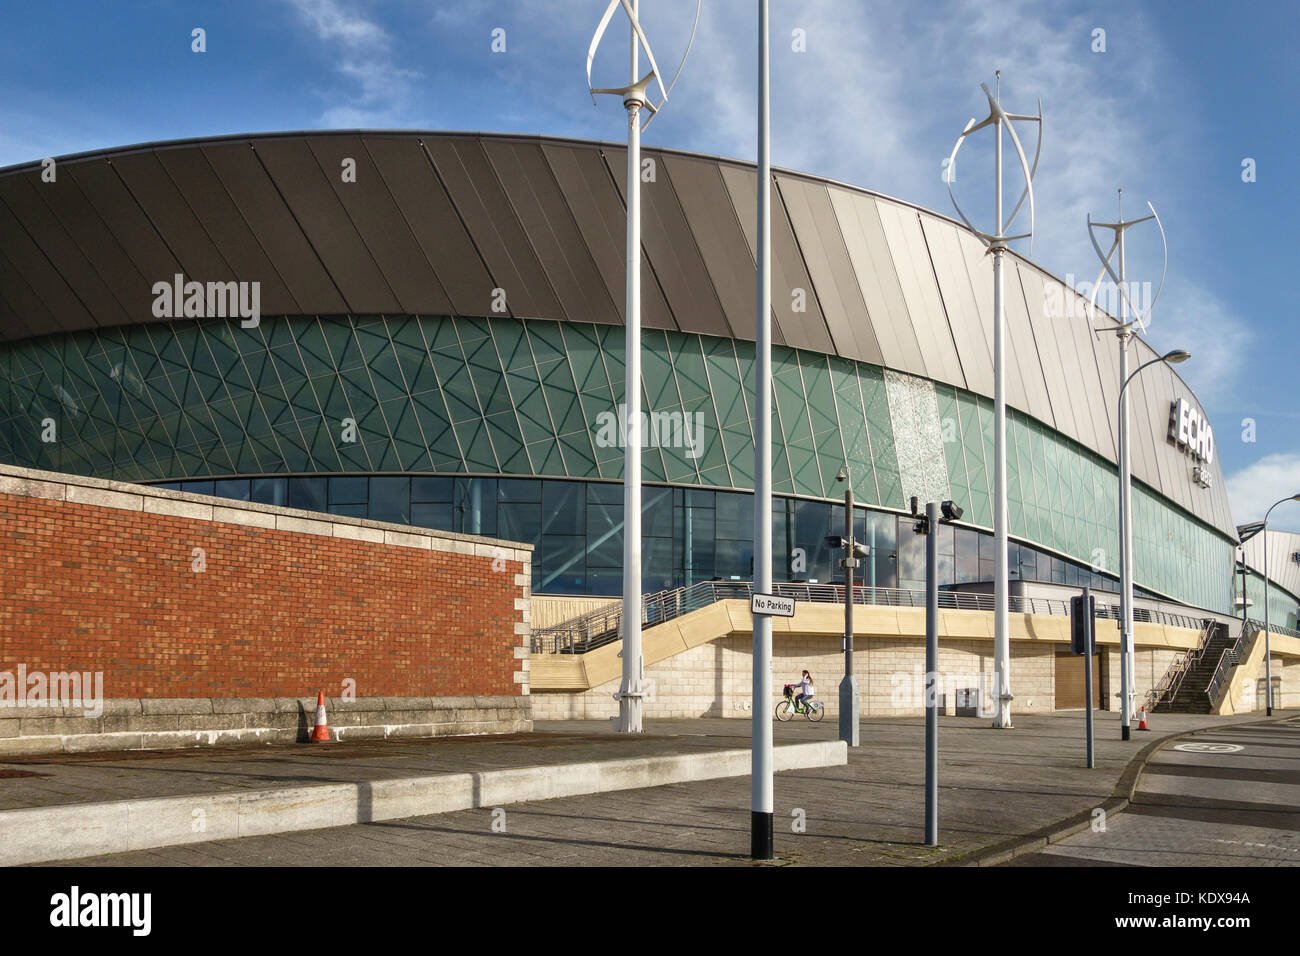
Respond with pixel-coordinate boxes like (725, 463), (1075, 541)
(530, 579), (1222, 656)
(1146, 619), (1216, 712)
(1205, 620), (1257, 705)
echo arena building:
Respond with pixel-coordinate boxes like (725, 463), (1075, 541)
(0, 130), (1296, 657)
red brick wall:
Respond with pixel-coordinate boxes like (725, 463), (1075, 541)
(0, 492), (527, 699)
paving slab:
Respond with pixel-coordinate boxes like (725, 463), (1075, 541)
(13, 709), (1288, 867)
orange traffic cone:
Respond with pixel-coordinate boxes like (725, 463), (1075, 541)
(309, 690), (332, 742)
(1137, 706), (1149, 731)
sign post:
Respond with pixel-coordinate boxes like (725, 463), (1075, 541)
(1070, 588), (1096, 769)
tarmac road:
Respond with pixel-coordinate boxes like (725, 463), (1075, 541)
(1005, 719), (1300, 866)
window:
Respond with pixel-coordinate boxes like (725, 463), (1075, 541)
(369, 477), (410, 524)
(251, 477), (287, 507)
(288, 477), (326, 513)
(212, 479), (250, 501)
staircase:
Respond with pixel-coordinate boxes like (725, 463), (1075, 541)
(1154, 621), (1235, 714)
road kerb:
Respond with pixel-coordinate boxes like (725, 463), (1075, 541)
(0, 739), (847, 866)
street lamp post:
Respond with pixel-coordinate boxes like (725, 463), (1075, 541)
(1261, 494), (1300, 716)
(913, 497), (963, 846)
(751, 0), (774, 860)
(828, 468), (866, 747)
(585, 0), (698, 735)
(1087, 191), (1170, 741)
(1113, 348), (1190, 738)
(945, 74), (1043, 731)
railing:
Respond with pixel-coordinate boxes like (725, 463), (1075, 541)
(1145, 619), (1216, 713)
(1205, 620), (1258, 706)
(530, 579), (1216, 655)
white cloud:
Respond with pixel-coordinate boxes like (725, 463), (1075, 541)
(282, 0), (421, 127)
(1226, 454), (1300, 529)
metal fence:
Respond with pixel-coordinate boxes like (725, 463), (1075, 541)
(530, 579), (1216, 656)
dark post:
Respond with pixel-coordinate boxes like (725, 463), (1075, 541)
(925, 501), (939, 846)
(839, 484), (860, 746)
(1083, 587), (1094, 769)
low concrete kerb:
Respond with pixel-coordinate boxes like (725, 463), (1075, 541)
(0, 739), (847, 866)
(941, 714), (1295, 867)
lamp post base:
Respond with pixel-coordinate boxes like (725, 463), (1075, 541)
(751, 811), (773, 860)
(838, 675), (859, 746)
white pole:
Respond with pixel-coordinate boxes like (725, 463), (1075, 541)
(751, 0), (774, 860)
(1263, 524), (1272, 715)
(991, 78), (1012, 729)
(616, 0), (644, 734)
(1116, 190), (1134, 741)
(1117, 329), (1133, 739)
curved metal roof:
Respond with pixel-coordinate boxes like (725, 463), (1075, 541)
(0, 130), (1235, 537)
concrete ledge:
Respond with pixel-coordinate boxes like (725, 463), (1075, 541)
(0, 696), (532, 757)
(0, 739), (847, 865)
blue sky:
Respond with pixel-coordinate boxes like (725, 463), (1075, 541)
(1, 0), (1297, 530)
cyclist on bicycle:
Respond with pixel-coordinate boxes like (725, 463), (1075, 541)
(791, 670), (815, 712)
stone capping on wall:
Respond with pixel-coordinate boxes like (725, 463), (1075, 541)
(0, 463), (534, 564)
(0, 695), (532, 757)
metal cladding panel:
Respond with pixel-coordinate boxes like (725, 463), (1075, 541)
(602, 146), (727, 336)
(305, 135), (452, 315)
(1016, 263), (1079, 445)
(1126, 343), (1166, 499)
(110, 152), (244, 295)
(1002, 260), (1055, 429)
(0, 197), (91, 333)
(1246, 532), (1300, 597)
(251, 138), (399, 314)
(1090, 319), (1124, 463)
(155, 147), (300, 315)
(957, 229), (1029, 413)
(485, 140), (619, 326)
(0, 251), (51, 340)
(828, 187), (927, 378)
(0, 173), (129, 328)
(202, 143), (347, 314)
(719, 164), (830, 349)
(4, 171), (136, 335)
(1057, 288), (1111, 458)
(661, 155), (756, 342)
(877, 199), (965, 389)
(427, 138), (564, 322)
(920, 215), (992, 396)
(777, 177), (881, 364)
(366, 136), (495, 317)
(541, 142), (671, 329)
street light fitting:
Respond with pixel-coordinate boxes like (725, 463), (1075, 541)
(1161, 349), (1191, 364)
(825, 535), (868, 559)
(1237, 520), (1266, 545)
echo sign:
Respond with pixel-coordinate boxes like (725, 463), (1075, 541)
(1168, 398), (1214, 482)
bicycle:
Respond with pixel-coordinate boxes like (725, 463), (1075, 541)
(776, 684), (824, 722)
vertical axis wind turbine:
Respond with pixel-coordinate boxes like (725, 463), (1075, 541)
(1087, 189), (1167, 739)
(945, 73), (1043, 730)
(586, 0), (699, 734)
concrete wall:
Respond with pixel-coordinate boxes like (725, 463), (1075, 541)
(0, 464), (534, 754)
(532, 634), (1065, 720)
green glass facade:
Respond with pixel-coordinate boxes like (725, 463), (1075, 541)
(0, 313), (1267, 616)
